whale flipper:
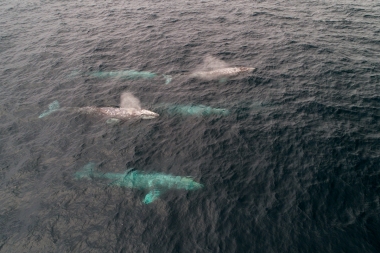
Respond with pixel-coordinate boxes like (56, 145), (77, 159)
(143, 189), (161, 204)
(38, 100), (60, 118)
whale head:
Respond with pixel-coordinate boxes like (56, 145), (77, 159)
(139, 109), (159, 119)
(239, 67), (256, 73)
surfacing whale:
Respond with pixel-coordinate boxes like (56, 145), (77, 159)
(89, 70), (172, 84)
(191, 67), (256, 80)
(38, 92), (159, 120)
(90, 70), (157, 79)
(74, 162), (203, 204)
(160, 104), (229, 116)
(77, 106), (159, 119)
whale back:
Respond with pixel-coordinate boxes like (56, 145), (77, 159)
(191, 67), (255, 79)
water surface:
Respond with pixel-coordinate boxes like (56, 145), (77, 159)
(1, 0), (380, 252)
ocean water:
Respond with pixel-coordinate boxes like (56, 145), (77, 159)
(1, 0), (380, 252)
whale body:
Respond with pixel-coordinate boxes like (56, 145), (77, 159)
(39, 93), (159, 120)
(78, 107), (159, 119)
(89, 70), (172, 84)
(191, 67), (256, 79)
(74, 162), (203, 204)
(164, 104), (229, 116)
(90, 70), (157, 79)
(39, 102), (159, 120)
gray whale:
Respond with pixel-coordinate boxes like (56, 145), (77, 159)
(39, 92), (159, 120)
(191, 67), (256, 79)
(78, 107), (159, 119)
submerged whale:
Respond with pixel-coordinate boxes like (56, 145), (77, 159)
(162, 104), (229, 116)
(89, 70), (173, 84)
(74, 162), (203, 204)
(90, 70), (157, 79)
(38, 93), (159, 120)
(191, 67), (256, 80)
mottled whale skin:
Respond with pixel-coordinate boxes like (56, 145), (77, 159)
(191, 67), (256, 79)
(78, 107), (159, 119)
(39, 101), (159, 120)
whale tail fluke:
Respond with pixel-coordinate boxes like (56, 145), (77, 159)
(143, 189), (162, 204)
(162, 74), (172, 84)
(38, 100), (60, 118)
(74, 162), (96, 179)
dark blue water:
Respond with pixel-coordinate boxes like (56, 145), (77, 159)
(1, 0), (380, 252)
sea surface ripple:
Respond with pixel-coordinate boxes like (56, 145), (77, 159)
(1, 0), (380, 252)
